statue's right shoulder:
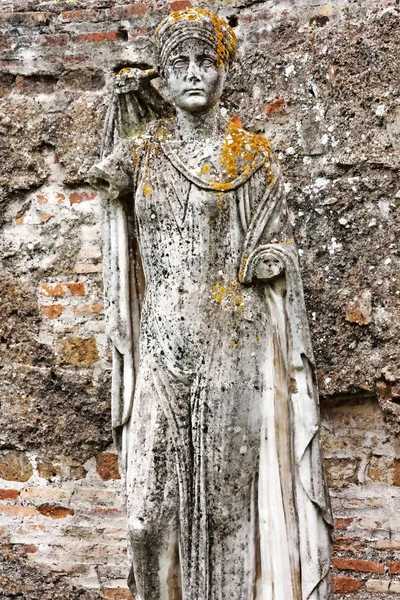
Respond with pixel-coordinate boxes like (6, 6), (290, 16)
(128, 118), (172, 150)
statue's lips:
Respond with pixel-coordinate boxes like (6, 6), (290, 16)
(184, 89), (205, 94)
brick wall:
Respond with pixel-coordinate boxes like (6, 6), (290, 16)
(0, 0), (399, 598)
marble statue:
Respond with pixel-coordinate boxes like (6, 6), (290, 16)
(87, 8), (333, 600)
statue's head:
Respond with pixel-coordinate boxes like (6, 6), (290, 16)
(155, 8), (237, 114)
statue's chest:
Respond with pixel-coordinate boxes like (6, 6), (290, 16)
(136, 153), (235, 235)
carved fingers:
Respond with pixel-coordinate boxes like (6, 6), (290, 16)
(115, 67), (158, 95)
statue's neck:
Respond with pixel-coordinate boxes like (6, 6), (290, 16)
(174, 106), (226, 143)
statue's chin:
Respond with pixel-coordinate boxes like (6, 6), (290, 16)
(175, 95), (217, 115)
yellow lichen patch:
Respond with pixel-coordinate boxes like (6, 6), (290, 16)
(211, 280), (245, 311)
(202, 164), (211, 173)
(212, 282), (227, 304)
(238, 253), (249, 281)
(143, 183), (152, 196)
(118, 67), (135, 75)
(231, 340), (237, 348)
(219, 122), (271, 181)
(255, 335), (259, 342)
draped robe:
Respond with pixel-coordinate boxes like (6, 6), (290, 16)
(87, 119), (333, 600)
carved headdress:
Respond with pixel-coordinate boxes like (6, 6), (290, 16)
(155, 8), (237, 69)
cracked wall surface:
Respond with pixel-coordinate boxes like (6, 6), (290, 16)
(0, 1), (399, 598)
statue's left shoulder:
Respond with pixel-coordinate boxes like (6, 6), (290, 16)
(221, 122), (275, 180)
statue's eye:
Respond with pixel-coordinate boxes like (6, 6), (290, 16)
(200, 57), (215, 67)
(171, 58), (187, 69)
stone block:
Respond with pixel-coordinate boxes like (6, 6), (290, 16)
(73, 263), (103, 274)
(390, 581), (400, 594)
(0, 451), (32, 482)
(57, 336), (99, 367)
(325, 457), (359, 489)
(368, 455), (394, 485)
(0, 506), (36, 517)
(20, 487), (70, 501)
(366, 579), (390, 593)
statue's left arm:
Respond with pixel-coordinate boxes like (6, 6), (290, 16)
(238, 155), (293, 286)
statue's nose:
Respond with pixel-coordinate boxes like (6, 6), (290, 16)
(186, 61), (201, 81)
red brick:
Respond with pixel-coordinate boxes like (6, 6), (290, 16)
(37, 504), (74, 519)
(73, 302), (103, 315)
(75, 31), (125, 44)
(110, 4), (149, 18)
(168, 0), (192, 10)
(96, 453), (121, 481)
(231, 116), (242, 128)
(104, 589), (134, 600)
(36, 194), (48, 205)
(389, 561), (400, 575)
(23, 544), (37, 554)
(42, 35), (69, 47)
(0, 489), (19, 501)
(61, 9), (99, 22)
(93, 508), (122, 514)
(40, 305), (63, 319)
(335, 518), (353, 530)
(39, 283), (86, 297)
(128, 27), (151, 40)
(333, 557), (384, 574)
(265, 98), (285, 114)
(332, 577), (362, 594)
(0, 60), (23, 69)
(0, 506), (36, 517)
(66, 283), (86, 296)
(69, 191), (97, 205)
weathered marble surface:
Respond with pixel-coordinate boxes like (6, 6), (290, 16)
(88, 8), (332, 599)
(0, 1), (399, 598)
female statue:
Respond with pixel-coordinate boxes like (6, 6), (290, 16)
(87, 8), (332, 600)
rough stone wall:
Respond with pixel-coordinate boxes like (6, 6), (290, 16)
(0, 1), (398, 598)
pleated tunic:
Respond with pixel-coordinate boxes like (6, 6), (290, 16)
(89, 119), (333, 600)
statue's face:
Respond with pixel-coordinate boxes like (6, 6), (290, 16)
(163, 40), (228, 113)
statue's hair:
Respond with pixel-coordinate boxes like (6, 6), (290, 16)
(155, 8), (237, 70)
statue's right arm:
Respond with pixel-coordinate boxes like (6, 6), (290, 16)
(86, 137), (138, 199)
